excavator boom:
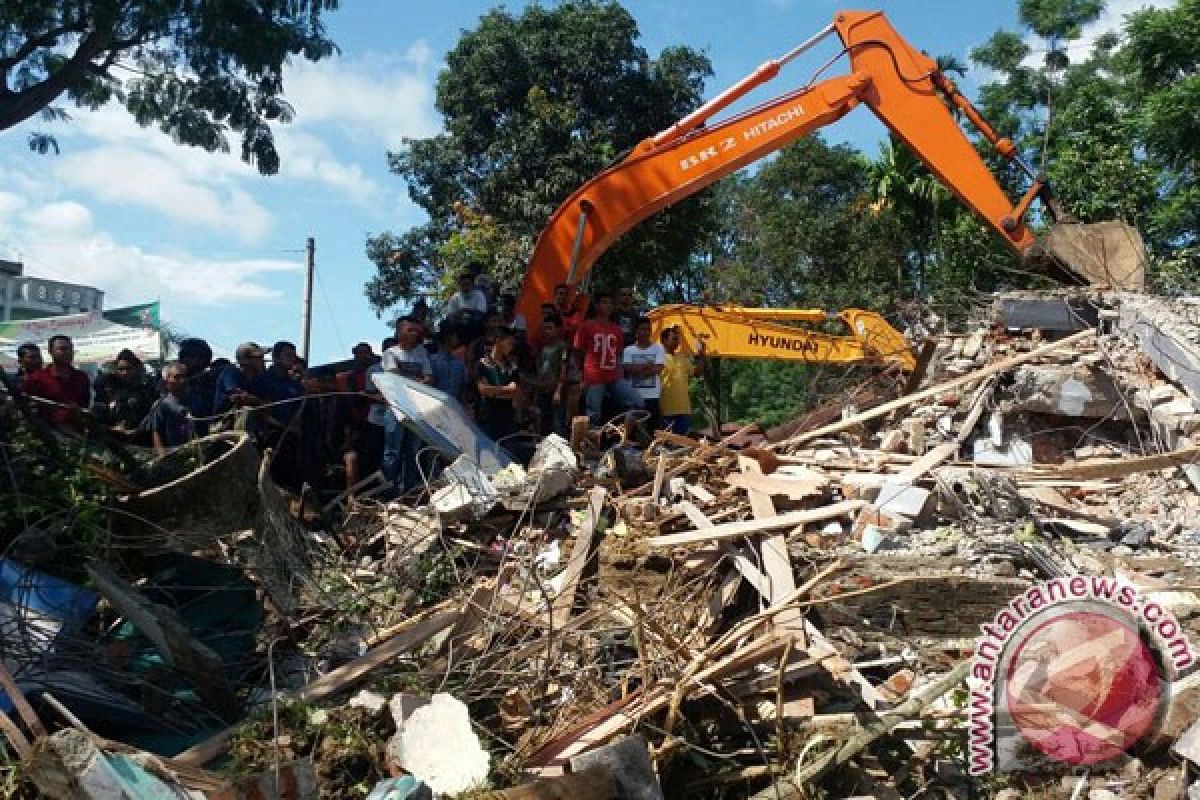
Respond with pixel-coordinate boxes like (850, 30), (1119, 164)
(516, 9), (1145, 333)
(648, 305), (916, 371)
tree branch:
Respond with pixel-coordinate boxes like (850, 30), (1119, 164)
(0, 30), (111, 132)
(0, 23), (80, 71)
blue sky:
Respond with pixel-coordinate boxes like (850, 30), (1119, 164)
(0, 0), (1169, 364)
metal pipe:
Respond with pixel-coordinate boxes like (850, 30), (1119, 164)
(650, 23), (837, 148)
(564, 201), (592, 286)
(778, 22), (838, 67)
(301, 237), (314, 362)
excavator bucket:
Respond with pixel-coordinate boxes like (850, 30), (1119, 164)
(1040, 221), (1147, 291)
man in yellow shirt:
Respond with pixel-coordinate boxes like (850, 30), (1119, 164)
(658, 326), (705, 434)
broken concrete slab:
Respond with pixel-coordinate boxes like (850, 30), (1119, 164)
(1000, 296), (1097, 332)
(1005, 364), (1138, 419)
(387, 693), (489, 795)
(874, 479), (933, 521)
(1121, 298), (1200, 401)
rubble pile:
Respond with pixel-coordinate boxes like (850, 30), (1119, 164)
(4, 290), (1200, 799)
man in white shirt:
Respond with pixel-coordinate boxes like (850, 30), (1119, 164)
(379, 318), (433, 492)
(445, 271), (488, 318)
(444, 271), (489, 344)
(622, 317), (666, 431)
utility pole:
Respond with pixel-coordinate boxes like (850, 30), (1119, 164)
(301, 236), (314, 362)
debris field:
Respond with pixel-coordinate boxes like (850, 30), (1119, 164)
(6, 288), (1200, 800)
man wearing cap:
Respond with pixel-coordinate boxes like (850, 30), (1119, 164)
(213, 342), (267, 415)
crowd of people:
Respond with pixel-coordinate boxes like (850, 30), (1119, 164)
(6, 270), (707, 499)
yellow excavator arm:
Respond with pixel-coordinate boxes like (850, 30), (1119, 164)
(648, 305), (916, 371)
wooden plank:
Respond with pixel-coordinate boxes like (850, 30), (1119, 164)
(678, 500), (711, 531)
(650, 455), (667, 503)
(683, 483), (715, 504)
(678, 501), (769, 596)
(0, 657), (44, 739)
(647, 500), (865, 548)
(87, 562), (239, 719)
(724, 472), (828, 500)
(552, 486), (607, 626)
(528, 633), (790, 775)
(739, 458), (796, 614)
(1025, 445), (1200, 481)
(775, 330), (1093, 448)
(1019, 486), (1120, 526)
(893, 443), (958, 484)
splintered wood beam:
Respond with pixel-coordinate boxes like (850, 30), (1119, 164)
(552, 486), (608, 627)
(647, 500), (865, 548)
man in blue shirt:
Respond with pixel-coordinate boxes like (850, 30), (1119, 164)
(257, 341), (305, 428)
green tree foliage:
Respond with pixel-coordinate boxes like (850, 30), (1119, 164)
(364, 1), (716, 313)
(971, 0), (1197, 279)
(1123, 0), (1200, 267)
(0, 1), (340, 175)
(711, 137), (908, 311)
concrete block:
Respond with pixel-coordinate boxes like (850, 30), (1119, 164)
(879, 429), (907, 453)
(1121, 303), (1200, 401)
(971, 435), (1034, 466)
(875, 479), (933, 520)
(387, 694), (489, 795)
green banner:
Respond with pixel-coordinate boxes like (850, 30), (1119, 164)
(0, 303), (163, 368)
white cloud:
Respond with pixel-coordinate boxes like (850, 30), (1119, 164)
(22, 201), (94, 238)
(282, 45), (440, 149)
(55, 145), (273, 242)
(0, 192), (27, 218)
(0, 200), (299, 308)
(273, 128), (382, 205)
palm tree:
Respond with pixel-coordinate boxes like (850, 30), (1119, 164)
(868, 54), (968, 294)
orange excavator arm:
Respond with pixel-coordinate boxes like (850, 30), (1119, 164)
(516, 9), (1056, 335)
(647, 304), (916, 371)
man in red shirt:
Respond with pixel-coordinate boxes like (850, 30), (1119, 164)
(572, 291), (643, 425)
(22, 335), (91, 431)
